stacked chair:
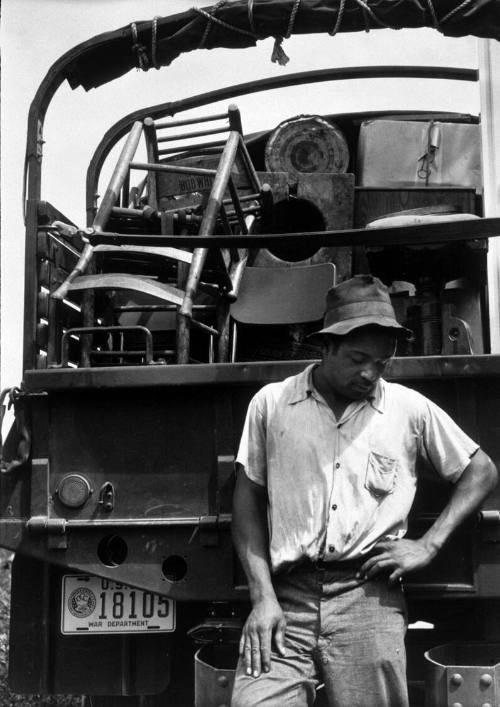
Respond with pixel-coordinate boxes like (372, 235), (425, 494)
(52, 105), (272, 365)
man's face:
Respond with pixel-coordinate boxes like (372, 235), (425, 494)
(321, 327), (396, 401)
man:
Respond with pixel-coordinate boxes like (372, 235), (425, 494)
(231, 274), (497, 707)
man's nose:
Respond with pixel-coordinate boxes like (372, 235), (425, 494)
(360, 364), (378, 382)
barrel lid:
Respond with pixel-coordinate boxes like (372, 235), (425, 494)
(265, 115), (349, 179)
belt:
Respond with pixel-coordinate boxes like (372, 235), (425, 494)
(293, 556), (366, 573)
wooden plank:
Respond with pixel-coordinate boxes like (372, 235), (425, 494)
(94, 244), (193, 264)
(298, 173), (354, 280)
(354, 187), (477, 228)
(23, 355), (500, 393)
(68, 274), (185, 306)
(87, 216), (500, 250)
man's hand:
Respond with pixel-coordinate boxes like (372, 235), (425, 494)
(358, 538), (437, 584)
(239, 596), (286, 677)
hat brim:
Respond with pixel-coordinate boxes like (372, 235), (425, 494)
(309, 315), (412, 339)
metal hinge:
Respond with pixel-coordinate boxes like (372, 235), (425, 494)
(26, 514), (68, 550)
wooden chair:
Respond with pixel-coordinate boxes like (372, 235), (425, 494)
(230, 263), (336, 362)
(50, 106), (271, 366)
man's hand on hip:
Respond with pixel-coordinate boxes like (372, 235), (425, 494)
(357, 538), (437, 584)
(239, 595), (286, 677)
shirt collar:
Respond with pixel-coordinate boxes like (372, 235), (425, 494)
(288, 363), (386, 414)
(288, 364), (318, 404)
(370, 378), (386, 413)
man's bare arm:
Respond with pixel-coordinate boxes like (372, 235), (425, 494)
(361, 448), (498, 583)
(232, 468), (286, 677)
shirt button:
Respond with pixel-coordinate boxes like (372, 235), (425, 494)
(335, 462), (340, 469)
(328, 545), (335, 553)
(332, 504), (338, 511)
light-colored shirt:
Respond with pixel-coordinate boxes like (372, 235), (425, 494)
(236, 363), (479, 573)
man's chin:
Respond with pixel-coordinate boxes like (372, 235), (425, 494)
(349, 384), (374, 398)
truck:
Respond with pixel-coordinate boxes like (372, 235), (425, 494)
(2, 1), (500, 705)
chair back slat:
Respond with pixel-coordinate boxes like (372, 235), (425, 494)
(231, 263), (336, 325)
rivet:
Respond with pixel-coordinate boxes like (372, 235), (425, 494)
(450, 673), (463, 686)
(217, 675), (229, 687)
(451, 703), (463, 707)
(481, 703), (493, 707)
(480, 673), (493, 687)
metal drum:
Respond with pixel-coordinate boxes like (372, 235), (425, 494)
(264, 115), (349, 180)
(425, 643), (500, 707)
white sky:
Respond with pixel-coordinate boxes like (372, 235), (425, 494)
(1, 0), (481, 388)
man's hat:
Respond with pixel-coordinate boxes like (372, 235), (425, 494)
(312, 274), (410, 338)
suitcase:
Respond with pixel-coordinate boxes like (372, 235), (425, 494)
(357, 119), (481, 190)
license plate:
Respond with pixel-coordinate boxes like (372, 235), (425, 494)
(61, 575), (176, 635)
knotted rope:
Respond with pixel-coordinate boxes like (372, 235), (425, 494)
(130, 17), (161, 71)
(271, 0), (302, 66)
(130, 22), (150, 71)
(134, 0), (475, 73)
(194, 0), (256, 49)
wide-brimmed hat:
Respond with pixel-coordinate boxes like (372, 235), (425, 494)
(311, 274), (410, 338)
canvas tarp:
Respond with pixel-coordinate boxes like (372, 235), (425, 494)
(63, 0), (500, 91)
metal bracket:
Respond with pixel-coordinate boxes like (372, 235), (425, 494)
(478, 510), (500, 543)
(214, 392), (236, 515)
(199, 515), (220, 547)
(99, 481), (115, 511)
(27, 458), (68, 549)
(36, 120), (44, 159)
(26, 515), (67, 534)
(26, 515), (68, 550)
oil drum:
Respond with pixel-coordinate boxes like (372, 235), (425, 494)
(264, 115), (349, 180)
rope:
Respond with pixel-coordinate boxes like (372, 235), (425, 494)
(132, 0), (476, 75)
(285, 0), (301, 38)
(353, 0), (390, 29)
(271, 0), (301, 66)
(151, 16), (160, 69)
(440, 0), (475, 25)
(329, 0), (391, 37)
(130, 22), (150, 71)
(329, 0), (347, 36)
(194, 2), (257, 50)
(247, 0), (256, 34)
(426, 0), (440, 29)
(417, 120), (438, 185)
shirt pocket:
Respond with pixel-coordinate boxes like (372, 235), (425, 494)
(365, 451), (397, 498)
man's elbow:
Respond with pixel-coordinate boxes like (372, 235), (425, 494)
(485, 457), (498, 494)
(472, 449), (498, 495)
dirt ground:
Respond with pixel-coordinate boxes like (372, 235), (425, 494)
(0, 549), (83, 706)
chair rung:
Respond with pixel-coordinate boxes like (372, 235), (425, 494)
(222, 192), (260, 206)
(130, 161), (217, 176)
(154, 112), (228, 129)
(158, 139), (226, 156)
(90, 350), (150, 357)
(114, 304), (215, 313)
(157, 126), (229, 143)
(190, 319), (219, 337)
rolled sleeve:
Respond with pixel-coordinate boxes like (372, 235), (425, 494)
(236, 393), (267, 486)
(420, 398), (479, 483)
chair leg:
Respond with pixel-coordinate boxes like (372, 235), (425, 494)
(230, 321), (238, 363)
(215, 300), (231, 363)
